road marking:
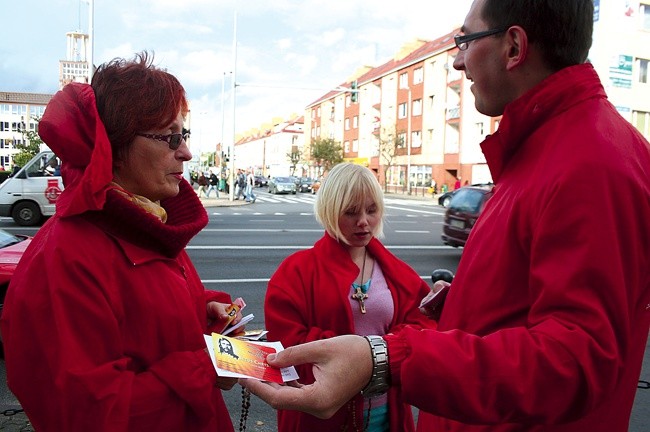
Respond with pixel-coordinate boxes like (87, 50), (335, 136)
(202, 274), (432, 284)
(187, 244), (455, 249)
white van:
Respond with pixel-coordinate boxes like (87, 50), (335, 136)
(0, 151), (62, 226)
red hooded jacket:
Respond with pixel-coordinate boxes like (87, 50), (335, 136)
(387, 64), (650, 431)
(1, 83), (235, 431)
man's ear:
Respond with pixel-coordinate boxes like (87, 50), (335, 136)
(505, 26), (528, 71)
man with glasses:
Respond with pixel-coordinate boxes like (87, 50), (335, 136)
(243, 1), (650, 431)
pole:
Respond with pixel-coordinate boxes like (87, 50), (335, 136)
(220, 71), (226, 162)
(407, 87), (412, 195)
(88, 0), (94, 82)
(229, 11), (237, 201)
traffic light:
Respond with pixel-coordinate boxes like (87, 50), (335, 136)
(351, 80), (358, 103)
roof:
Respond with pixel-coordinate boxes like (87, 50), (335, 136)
(0, 91), (53, 105)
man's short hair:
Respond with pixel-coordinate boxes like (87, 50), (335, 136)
(482, 0), (593, 71)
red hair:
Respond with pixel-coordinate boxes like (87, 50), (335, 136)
(91, 51), (188, 162)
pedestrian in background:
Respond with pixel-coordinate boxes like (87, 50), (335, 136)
(197, 171), (208, 198)
(1, 52), (240, 432)
(206, 169), (220, 198)
(264, 163), (436, 431)
(245, 169), (256, 203)
(243, 1), (650, 431)
(234, 169), (246, 200)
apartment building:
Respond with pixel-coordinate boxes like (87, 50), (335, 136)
(233, 115), (305, 178)
(305, 0), (650, 194)
(0, 92), (52, 170)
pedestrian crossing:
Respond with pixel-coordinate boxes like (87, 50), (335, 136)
(254, 193), (316, 204)
(253, 192), (442, 207)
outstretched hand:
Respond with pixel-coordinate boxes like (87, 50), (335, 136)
(240, 334), (373, 419)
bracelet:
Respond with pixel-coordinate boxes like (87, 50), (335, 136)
(360, 335), (390, 398)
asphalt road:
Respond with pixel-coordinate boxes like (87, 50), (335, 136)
(0, 190), (647, 431)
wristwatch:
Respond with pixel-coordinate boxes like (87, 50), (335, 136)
(361, 335), (391, 398)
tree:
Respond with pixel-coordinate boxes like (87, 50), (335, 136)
(286, 149), (302, 176)
(310, 137), (343, 176)
(377, 125), (404, 192)
(14, 116), (44, 167)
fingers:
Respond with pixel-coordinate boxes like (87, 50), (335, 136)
(240, 380), (338, 419)
(215, 376), (238, 391)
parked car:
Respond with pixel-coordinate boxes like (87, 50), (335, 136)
(441, 185), (494, 248)
(254, 175), (268, 187)
(0, 229), (32, 358)
(298, 177), (314, 193)
(437, 182), (493, 207)
(311, 179), (322, 194)
(268, 176), (297, 194)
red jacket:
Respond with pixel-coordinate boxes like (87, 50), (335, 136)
(1, 83), (234, 432)
(387, 64), (650, 431)
(265, 233), (436, 431)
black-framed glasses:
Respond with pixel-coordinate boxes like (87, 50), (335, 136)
(136, 129), (190, 150)
(454, 27), (509, 51)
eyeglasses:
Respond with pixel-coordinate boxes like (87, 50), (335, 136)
(135, 129), (190, 150)
(454, 27), (509, 51)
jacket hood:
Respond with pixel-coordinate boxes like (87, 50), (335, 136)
(38, 82), (114, 217)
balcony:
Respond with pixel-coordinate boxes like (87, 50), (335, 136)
(446, 106), (460, 121)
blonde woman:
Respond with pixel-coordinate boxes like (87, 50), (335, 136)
(265, 163), (436, 432)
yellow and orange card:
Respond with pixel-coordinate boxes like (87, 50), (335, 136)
(206, 333), (298, 383)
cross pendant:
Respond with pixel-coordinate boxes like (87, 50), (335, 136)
(351, 287), (368, 314)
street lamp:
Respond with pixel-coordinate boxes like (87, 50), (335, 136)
(406, 87), (412, 195)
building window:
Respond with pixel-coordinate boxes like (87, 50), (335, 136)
(638, 58), (649, 83)
(410, 165), (432, 187)
(353, 116), (358, 128)
(398, 102), (407, 119)
(476, 122), (484, 135)
(317, 107), (321, 117)
(633, 110), (650, 136)
(397, 132), (407, 148)
(413, 99), (422, 116)
(643, 3), (650, 30)
(344, 141), (350, 153)
(345, 118), (350, 130)
(352, 139), (358, 152)
(411, 131), (422, 148)
(413, 67), (423, 84)
(399, 72), (409, 89)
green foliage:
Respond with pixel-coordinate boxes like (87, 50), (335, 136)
(310, 137), (343, 173)
(14, 115), (44, 167)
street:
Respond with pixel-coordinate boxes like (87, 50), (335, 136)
(0, 190), (647, 431)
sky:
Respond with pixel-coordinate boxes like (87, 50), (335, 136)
(1, 0), (473, 153)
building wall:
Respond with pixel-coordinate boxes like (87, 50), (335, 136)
(0, 92), (52, 169)
(298, 2), (650, 195)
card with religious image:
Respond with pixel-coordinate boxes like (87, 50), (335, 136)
(205, 333), (299, 383)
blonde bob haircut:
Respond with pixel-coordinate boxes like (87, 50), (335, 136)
(314, 163), (384, 242)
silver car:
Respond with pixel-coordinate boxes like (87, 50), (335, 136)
(268, 176), (297, 194)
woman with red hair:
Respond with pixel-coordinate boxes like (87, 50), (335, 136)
(1, 52), (238, 432)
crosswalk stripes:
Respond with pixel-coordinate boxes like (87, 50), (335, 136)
(254, 194), (316, 204)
